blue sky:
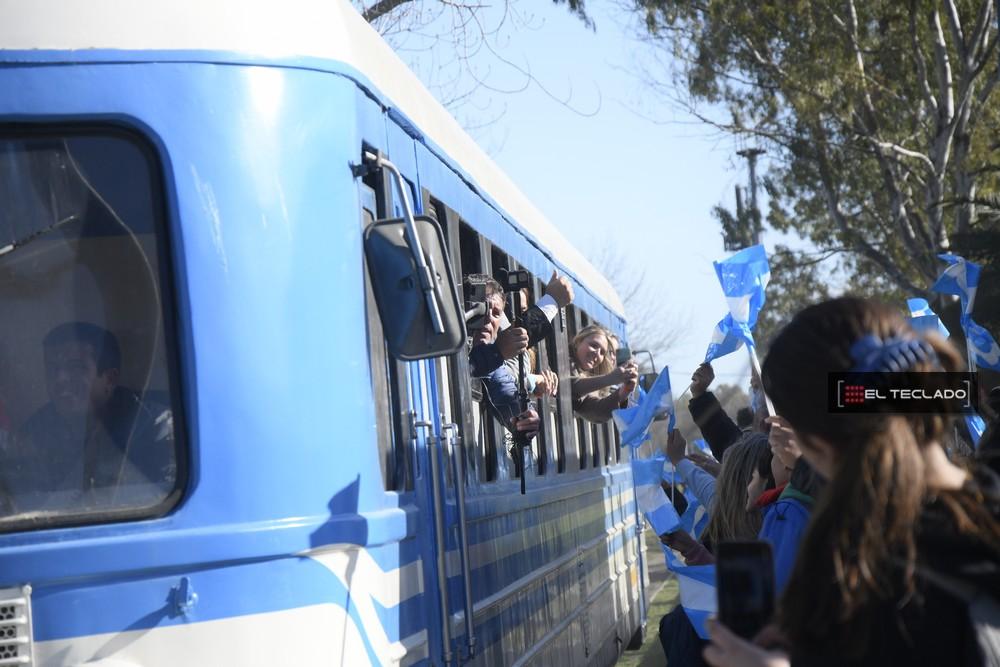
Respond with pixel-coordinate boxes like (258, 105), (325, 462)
(390, 0), (774, 392)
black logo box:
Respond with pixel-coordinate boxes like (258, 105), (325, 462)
(828, 372), (979, 414)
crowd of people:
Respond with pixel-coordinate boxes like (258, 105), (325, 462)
(465, 278), (1000, 665)
(463, 269), (639, 454)
(657, 298), (1000, 667)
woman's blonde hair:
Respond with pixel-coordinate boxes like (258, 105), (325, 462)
(571, 324), (616, 377)
(702, 433), (769, 547)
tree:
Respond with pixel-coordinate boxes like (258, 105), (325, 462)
(353, 0), (596, 121)
(632, 0), (1000, 330)
(753, 245), (835, 351)
(590, 242), (687, 370)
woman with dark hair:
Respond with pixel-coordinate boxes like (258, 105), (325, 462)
(703, 297), (1000, 667)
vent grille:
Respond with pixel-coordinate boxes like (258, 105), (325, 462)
(0, 586), (31, 666)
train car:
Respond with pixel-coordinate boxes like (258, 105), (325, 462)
(0, 0), (648, 664)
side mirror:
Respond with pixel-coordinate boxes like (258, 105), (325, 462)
(639, 372), (658, 394)
(364, 215), (465, 360)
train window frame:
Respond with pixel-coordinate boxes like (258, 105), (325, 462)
(567, 305), (592, 470)
(504, 257), (546, 480)
(423, 192), (483, 490)
(466, 228), (504, 483)
(0, 122), (189, 532)
(360, 153), (414, 492)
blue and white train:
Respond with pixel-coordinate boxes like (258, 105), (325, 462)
(0, 0), (648, 664)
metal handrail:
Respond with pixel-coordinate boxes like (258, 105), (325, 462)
(443, 420), (476, 657)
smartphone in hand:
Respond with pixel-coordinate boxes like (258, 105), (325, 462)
(716, 540), (776, 640)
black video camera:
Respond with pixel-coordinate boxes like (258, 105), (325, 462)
(464, 274), (491, 329)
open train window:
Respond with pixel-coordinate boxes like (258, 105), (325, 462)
(361, 161), (412, 491)
(0, 125), (186, 531)
(566, 305), (590, 469)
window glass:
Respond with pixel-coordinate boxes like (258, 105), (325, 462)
(0, 128), (183, 530)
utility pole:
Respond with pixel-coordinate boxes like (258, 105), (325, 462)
(737, 147), (765, 246)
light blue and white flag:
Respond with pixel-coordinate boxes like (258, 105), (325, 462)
(966, 413), (987, 448)
(679, 486), (710, 539)
(691, 438), (714, 459)
(930, 254), (1000, 371)
(907, 297), (950, 339)
(613, 367), (675, 447)
(931, 253), (980, 315)
(662, 543), (716, 640)
(704, 314), (746, 363)
(632, 453), (681, 535)
(714, 244), (770, 338)
(704, 245), (771, 361)
(964, 317), (1000, 371)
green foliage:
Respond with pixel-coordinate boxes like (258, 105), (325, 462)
(552, 0), (594, 30)
(635, 0), (1000, 328)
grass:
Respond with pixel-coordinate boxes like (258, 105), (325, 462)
(617, 529), (681, 667)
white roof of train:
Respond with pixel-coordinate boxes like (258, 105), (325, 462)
(0, 0), (625, 317)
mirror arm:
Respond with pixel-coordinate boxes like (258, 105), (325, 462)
(363, 150), (445, 335)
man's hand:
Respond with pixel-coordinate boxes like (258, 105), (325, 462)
(661, 529), (715, 565)
(545, 271), (574, 308)
(665, 429), (687, 466)
(496, 326), (529, 360)
(690, 363), (715, 397)
(765, 415), (802, 469)
(532, 369), (559, 398)
(511, 408), (540, 439)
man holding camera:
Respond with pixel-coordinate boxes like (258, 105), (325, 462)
(465, 270), (574, 441)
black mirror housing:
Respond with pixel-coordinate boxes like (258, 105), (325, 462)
(364, 215), (465, 360)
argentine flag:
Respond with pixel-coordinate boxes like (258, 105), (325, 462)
(631, 453), (681, 535)
(907, 298), (950, 339)
(678, 486), (710, 538)
(964, 317), (1000, 371)
(705, 314), (745, 363)
(613, 367), (675, 447)
(690, 438), (714, 458)
(966, 413), (986, 448)
(930, 254), (1000, 371)
(704, 244), (770, 361)
(931, 253), (980, 315)
(662, 543), (716, 639)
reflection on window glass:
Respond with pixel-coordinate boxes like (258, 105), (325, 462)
(0, 128), (182, 530)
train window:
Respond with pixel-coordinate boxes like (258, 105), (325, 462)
(592, 422), (603, 468)
(459, 223), (500, 482)
(0, 126), (185, 531)
(546, 292), (569, 474)
(361, 162), (412, 491)
(425, 195), (481, 490)
(613, 422), (622, 463)
(566, 305), (591, 470)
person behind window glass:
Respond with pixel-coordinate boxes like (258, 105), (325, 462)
(2, 322), (174, 515)
(569, 324), (638, 423)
